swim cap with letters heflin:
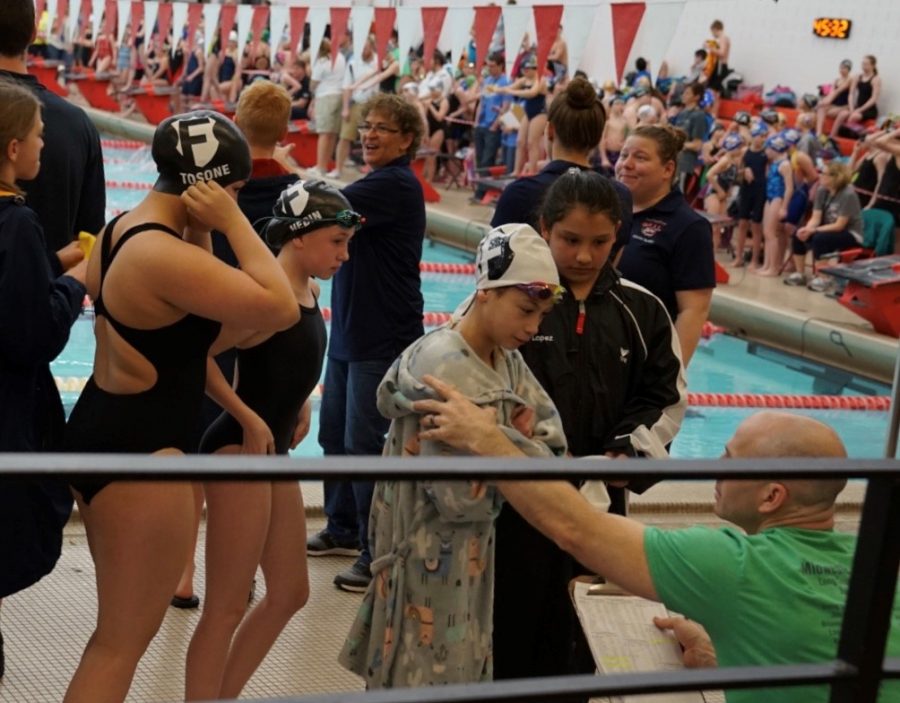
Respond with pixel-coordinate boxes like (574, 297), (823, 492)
(152, 110), (251, 195)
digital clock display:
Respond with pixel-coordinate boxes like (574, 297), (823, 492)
(813, 17), (852, 39)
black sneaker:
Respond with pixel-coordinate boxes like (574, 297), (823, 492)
(333, 559), (372, 593)
(306, 529), (361, 557)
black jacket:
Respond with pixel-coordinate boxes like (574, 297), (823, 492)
(520, 264), (686, 460)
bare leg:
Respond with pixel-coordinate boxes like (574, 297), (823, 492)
(174, 483), (204, 601)
(733, 218), (749, 266)
(748, 221), (763, 270)
(423, 131), (444, 182)
(704, 195), (723, 250)
(830, 108), (850, 139)
(184, 451), (271, 701)
(334, 138), (352, 178)
(756, 199), (782, 276)
(64, 476), (194, 703)
(513, 117), (528, 176)
(526, 113), (547, 175)
(218, 481), (310, 698)
(316, 132), (338, 173)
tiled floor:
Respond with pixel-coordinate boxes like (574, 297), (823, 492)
(0, 480), (862, 702)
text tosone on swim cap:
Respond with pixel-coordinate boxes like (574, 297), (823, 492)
(152, 110), (252, 195)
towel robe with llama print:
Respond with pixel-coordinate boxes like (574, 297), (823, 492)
(339, 325), (567, 688)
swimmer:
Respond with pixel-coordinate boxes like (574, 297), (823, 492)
(600, 96), (627, 173)
(733, 122), (769, 269)
(703, 133), (744, 250)
(756, 134), (793, 277)
(62, 111), (298, 703)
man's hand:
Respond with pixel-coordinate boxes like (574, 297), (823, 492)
(412, 374), (503, 455)
(653, 616), (718, 668)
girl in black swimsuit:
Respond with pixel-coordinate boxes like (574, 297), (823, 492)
(187, 181), (361, 699)
(831, 55), (882, 138)
(62, 111), (298, 703)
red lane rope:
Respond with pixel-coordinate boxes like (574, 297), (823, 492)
(101, 138), (147, 150)
(106, 180), (153, 191)
(420, 261), (476, 274)
(687, 393), (890, 410)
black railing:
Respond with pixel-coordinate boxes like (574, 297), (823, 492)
(2, 454), (898, 703)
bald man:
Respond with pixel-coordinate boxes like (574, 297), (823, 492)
(413, 377), (900, 703)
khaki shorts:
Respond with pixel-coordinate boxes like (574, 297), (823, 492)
(339, 101), (366, 142)
(314, 93), (342, 134)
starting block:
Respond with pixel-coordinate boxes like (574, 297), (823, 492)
(282, 121), (317, 168)
(126, 85), (177, 125)
(823, 255), (900, 336)
(27, 58), (67, 97)
(65, 70), (119, 112)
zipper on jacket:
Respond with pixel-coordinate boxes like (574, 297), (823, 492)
(575, 300), (586, 335)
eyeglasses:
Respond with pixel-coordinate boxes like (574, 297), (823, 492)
(358, 123), (401, 136)
(515, 282), (565, 303)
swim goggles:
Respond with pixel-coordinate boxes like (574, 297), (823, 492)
(324, 209), (366, 230)
(515, 282), (565, 303)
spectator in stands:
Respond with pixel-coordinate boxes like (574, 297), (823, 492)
(830, 55), (881, 139)
(706, 20), (730, 103)
(780, 128), (820, 256)
(616, 125), (715, 365)
(785, 161), (862, 292)
(471, 52), (510, 202)
(281, 57), (311, 121)
(637, 103), (660, 126)
(625, 86), (666, 130)
(411, 398), (899, 703)
(334, 36), (378, 180)
(672, 82), (707, 191)
(733, 122), (769, 269)
(491, 77), (632, 255)
(309, 38), (346, 177)
(688, 49), (708, 85)
(631, 57), (651, 88)
(495, 55), (549, 175)
(815, 59), (852, 136)
(600, 96), (627, 174)
(757, 134), (793, 277)
(313, 94), (426, 594)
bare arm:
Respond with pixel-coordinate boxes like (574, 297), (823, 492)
(204, 355), (275, 454)
(674, 289), (713, 366)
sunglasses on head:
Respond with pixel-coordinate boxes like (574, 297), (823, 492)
(515, 282), (565, 303)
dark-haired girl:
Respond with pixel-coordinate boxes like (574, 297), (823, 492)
(492, 168), (686, 682)
(616, 125), (715, 365)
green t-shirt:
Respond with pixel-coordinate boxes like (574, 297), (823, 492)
(645, 526), (900, 703)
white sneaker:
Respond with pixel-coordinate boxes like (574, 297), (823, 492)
(305, 166), (325, 178)
(807, 276), (833, 293)
(783, 272), (807, 286)
(326, 168), (342, 178)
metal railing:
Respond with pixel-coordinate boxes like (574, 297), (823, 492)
(2, 454), (899, 703)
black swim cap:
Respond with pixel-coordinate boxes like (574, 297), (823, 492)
(257, 180), (362, 249)
(152, 110), (251, 195)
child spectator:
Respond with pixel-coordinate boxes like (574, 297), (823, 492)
(600, 96), (627, 174)
(815, 59), (852, 136)
(339, 224), (567, 688)
(703, 132), (743, 250)
(757, 134), (793, 276)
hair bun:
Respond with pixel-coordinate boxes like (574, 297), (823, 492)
(565, 77), (597, 110)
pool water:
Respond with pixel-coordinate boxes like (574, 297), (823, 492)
(76, 144), (889, 460)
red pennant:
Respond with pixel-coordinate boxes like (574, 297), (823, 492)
(35, 0), (46, 25)
(250, 5), (269, 48)
(421, 7), (447, 72)
(219, 3), (237, 50)
(533, 5), (563, 76)
(473, 5), (501, 71)
(186, 3), (203, 50)
(55, 0), (69, 35)
(611, 2), (646, 84)
(373, 7), (396, 68)
(129, 0), (142, 44)
(288, 7), (307, 57)
(329, 7), (351, 67)
(79, 0), (92, 26)
(102, 0), (116, 37)
(155, 1), (172, 44)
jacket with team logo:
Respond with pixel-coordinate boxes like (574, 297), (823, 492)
(519, 263), (686, 460)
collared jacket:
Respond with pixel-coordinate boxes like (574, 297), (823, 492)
(520, 263), (686, 460)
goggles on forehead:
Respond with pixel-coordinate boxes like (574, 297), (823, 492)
(515, 282), (565, 303)
(327, 209), (366, 230)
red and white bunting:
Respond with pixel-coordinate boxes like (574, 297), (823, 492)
(306, 6), (328, 62)
(351, 5), (374, 65)
(115, 0), (129, 44)
(329, 7), (351, 67)
(288, 6), (308, 59)
(373, 7), (396, 69)
(533, 5), (563, 77)
(201, 2), (219, 52)
(611, 2), (646, 84)
(421, 7), (446, 72)
(142, 0), (157, 46)
(396, 6), (422, 79)
(235, 3), (252, 61)
(442, 5), (473, 71)
(565, 3), (602, 77)
(170, 1), (187, 49)
(472, 4), (501, 70)
(502, 4), (532, 77)
(269, 4), (288, 64)
(624, 0), (685, 86)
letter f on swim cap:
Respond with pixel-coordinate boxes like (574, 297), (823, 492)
(152, 110), (252, 195)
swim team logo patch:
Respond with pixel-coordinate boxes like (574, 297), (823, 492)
(172, 117), (220, 168)
(482, 234), (515, 281)
(640, 219), (665, 239)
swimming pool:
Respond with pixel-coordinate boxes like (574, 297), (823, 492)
(70, 142), (888, 459)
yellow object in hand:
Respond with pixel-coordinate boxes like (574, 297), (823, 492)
(78, 231), (96, 259)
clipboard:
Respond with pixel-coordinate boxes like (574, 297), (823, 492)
(569, 576), (721, 703)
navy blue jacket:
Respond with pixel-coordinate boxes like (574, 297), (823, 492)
(490, 160), (634, 255)
(0, 196), (84, 597)
(0, 70), (106, 275)
(329, 156), (426, 361)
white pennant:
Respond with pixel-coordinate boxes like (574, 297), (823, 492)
(563, 3), (602, 77)
(202, 2), (220, 55)
(171, 2), (188, 47)
(64, 0), (80, 43)
(116, 0), (130, 45)
(91, 0), (104, 44)
(502, 4), (531, 77)
(306, 6), (328, 62)
(144, 1), (159, 46)
(269, 5), (288, 65)
(396, 6), (421, 78)
(45, 0), (58, 45)
(625, 1), (685, 87)
(442, 5), (474, 72)
(351, 5), (374, 62)
(236, 4), (253, 62)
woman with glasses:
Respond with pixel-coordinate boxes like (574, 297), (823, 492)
(339, 224), (567, 688)
(190, 180), (361, 699)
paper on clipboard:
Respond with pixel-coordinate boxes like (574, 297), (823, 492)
(572, 581), (706, 703)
